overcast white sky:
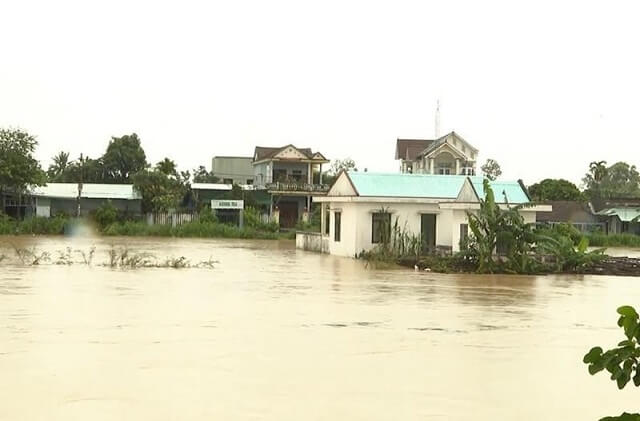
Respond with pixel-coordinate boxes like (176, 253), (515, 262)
(1, 0), (638, 186)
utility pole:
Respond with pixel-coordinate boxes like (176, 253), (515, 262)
(77, 153), (83, 218)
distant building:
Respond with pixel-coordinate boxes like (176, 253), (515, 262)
(312, 172), (550, 257)
(535, 201), (604, 232)
(29, 183), (142, 217)
(211, 156), (254, 185)
(593, 198), (640, 235)
(252, 144), (329, 228)
(396, 131), (478, 175)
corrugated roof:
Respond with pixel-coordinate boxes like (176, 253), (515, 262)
(346, 172), (529, 203)
(598, 207), (640, 222)
(30, 183), (141, 200)
(348, 172), (469, 198)
(191, 183), (255, 191)
(470, 179), (530, 204)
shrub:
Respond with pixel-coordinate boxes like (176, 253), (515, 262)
(93, 201), (119, 229)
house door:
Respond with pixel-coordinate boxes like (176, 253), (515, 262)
(278, 202), (298, 228)
(421, 214), (436, 253)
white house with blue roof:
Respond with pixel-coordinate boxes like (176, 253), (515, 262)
(312, 171), (551, 258)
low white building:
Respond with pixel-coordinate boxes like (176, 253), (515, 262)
(311, 172), (551, 258)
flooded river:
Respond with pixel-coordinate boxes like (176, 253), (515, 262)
(1, 236), (639, 420)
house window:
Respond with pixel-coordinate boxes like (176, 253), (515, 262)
(460, 223), (469, 249)
(334, 212), (341, 242)
(372, 212), (391, 244)
(325, 210), (330, 235)
(223, 178), (233, 185)
(246, 179), (253, 185)
(438, 168), (451, 175)
(273, 169), (287, 182)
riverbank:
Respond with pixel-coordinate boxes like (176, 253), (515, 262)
(0, 216), (295, 240)
(395, 254), (640, 277)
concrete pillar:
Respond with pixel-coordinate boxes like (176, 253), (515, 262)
(456, 159), (461, 175)
(320, 203), (326, 234)
(272, 207), (280, 225)
(307, 162), (312, 184)
(319, 164), (323, 184)
(302, 208), (309, 223)
(239, 210), (244, 228)
(429, 158), (435, 174)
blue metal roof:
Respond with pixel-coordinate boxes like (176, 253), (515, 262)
(470, 179), (530, 204)
(346, 172), (529, 203)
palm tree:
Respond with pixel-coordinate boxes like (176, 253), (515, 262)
(47, 151), (71, 180)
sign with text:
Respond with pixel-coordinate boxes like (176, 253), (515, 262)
(211, 200), (244, 210)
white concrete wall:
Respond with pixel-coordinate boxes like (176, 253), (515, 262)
(329, 204), (359, 257)
(323, 200), (542, 257)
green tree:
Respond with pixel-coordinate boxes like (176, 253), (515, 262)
(155, 158), (178, 177)
(192, 165), (220, 183)
(133, 169), (186, 212)
(583, 306), (640, 420)
(481, 159), (502, 181)
(527, 178), (584, 201)
(47, 151), (71, 180)
(52, 155), (105, 183)
(102, 133), (148, 182)
(329, 158), (357, 175)
(0, 128), (46, 211)
(584, 161), (640, 199)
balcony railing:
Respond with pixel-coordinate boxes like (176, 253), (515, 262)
(266, 181), (330, 193)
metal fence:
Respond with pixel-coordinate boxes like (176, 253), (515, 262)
(145, 212), (199, 226)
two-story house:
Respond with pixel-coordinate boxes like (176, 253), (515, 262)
(396, 131), (478, 176)
(253, 144), (330, 227)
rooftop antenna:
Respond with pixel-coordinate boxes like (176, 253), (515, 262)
(434, 99), (441, 138)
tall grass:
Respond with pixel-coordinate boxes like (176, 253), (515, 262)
(102, 220), (285, 240)
(0, 214), (68, 235)
(585, 233), (640, 248)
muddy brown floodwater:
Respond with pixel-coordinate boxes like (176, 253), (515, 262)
(1, 236), (640, 420)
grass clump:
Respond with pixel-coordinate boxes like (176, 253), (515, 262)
(102, 219), (284, 240)
(585, 233), (640, 248)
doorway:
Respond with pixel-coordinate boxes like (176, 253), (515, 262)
(421, 214), (436, 253)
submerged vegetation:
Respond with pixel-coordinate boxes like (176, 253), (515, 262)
(0, 244), (218, 269)
(359, 180), (607, 275)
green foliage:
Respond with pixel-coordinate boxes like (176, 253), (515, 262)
(192, 165), (220, 183)
(155, 158), (178, 177)
(102, 220), (284, 240)
(244, 207), (279, 232)
(47, 151), (71, 180)
(133, 169), (187, 212)
(584, 161), (640, 200)
(0, 128), (46, 195)
(480, 158), (502, 181)
(586, 233), (640, 248)
(584, 306), (640, 420)
(537, 233), (605, 272)
(358, 213), (423, 263)
(102, 133), (148, 182)
(527, 178), (584, 201)
(93, 200), (119, 229)
(329, 158), (357, 175)
(198, 207), (218, 224)
(0, 214), (68, 235)
(465, 179), (539, 273)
